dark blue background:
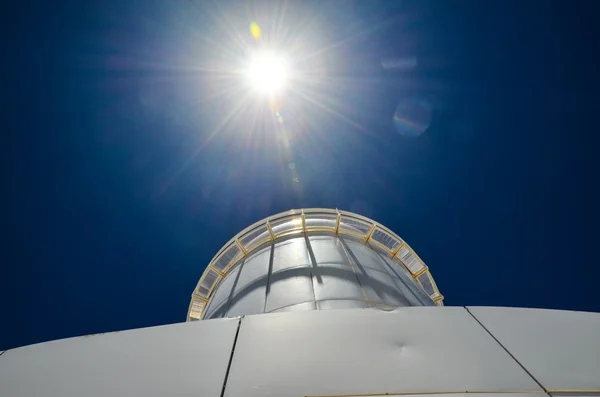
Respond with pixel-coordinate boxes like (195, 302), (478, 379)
(1, 0), (597, 350)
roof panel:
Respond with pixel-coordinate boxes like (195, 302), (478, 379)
(468, 306), (600, 391)
(225, 307), (541, 397)
(0, 318), (239, 397)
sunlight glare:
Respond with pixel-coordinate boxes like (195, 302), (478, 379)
(247, 51), (287, 94)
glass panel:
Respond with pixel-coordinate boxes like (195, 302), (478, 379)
(371, 229), (402, 252)
(305, 214), (337, 231)
(189, 299), (206, 320)
(212, 244), (241, 272)
(397, 246), (424, 274)
(339, 216), (372, 235)
(270, 216), (303, 236)
(198, 269), (220, 296)
(239, 225), (270, 251)
(418, 272), (436, 296)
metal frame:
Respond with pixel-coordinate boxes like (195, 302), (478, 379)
(187, 208), (444, 321)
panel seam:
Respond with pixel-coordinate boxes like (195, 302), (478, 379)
(263, 242), (275, 313)
(221, 258), (245, 318)
(464, 307), (550, 395)
(220, 317), (242, 397)
(338, 235), (371, 304)
(377, 251), (420, 307)
(304, 235), (320, 300)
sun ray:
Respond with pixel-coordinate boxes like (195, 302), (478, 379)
(156, 91), (254, 196)
(296, 15), (397, 64)
(295, 87), (371, 135)
(274, 0), (291, 45)
(198, 92), (254, 151)
(204, 0), (252, 54)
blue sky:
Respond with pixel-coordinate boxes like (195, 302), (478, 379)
(1, 0), (596, 350)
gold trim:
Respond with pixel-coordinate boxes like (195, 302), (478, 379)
(266, 220), (275, 240)
(391, 242), (405, 258)
(192, 294), (208, 302)
(208, 265), (224, 277)
(235, 239), (248, 256)
(364, 224), (376, 243)
(413, 266), (429, 278)
(301, 209), (307, 234)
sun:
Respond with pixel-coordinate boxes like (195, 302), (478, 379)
(246, 50), (287, 94)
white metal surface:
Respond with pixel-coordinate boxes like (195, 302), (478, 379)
(0, 318), (239, 397)
(224, 307), (542, 397)
(468, 307), (600, 392)
(3, 307), (599, 397)
(225, 245), (271, 317)
(271, 301), (317, 312)
(266, 266), (314, 312)
(204, 266), (241, 318)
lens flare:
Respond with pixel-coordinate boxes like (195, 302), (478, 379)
(393, 99), (432, 137)
(250, 22), (261, 41)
